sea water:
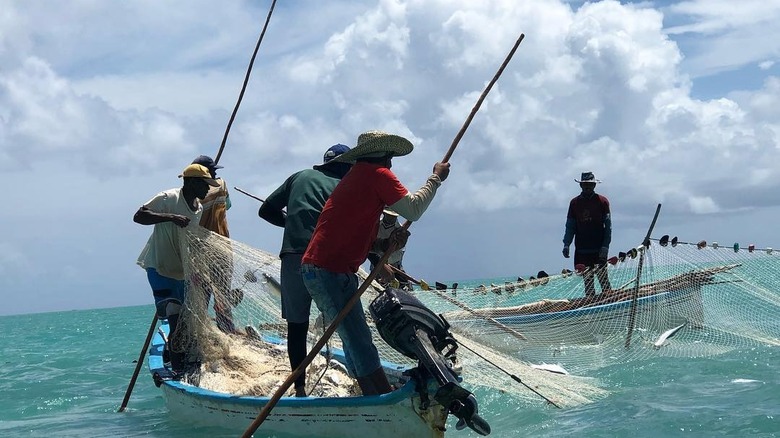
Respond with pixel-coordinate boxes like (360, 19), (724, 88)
(0, 304), (777, 437)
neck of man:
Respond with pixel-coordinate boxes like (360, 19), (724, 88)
(182, 186), (200, 211)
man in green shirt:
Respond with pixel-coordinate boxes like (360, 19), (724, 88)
(258, 144), (352, 397)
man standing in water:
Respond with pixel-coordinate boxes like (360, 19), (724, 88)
(562, 171), (612, 298)
(134, 163), (220, 371)
(258, 144), (352, 397)
(301, 130), (450, 395)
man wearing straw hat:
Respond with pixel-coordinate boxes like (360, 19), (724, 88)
(301, 130), (450, 395)
(134, 163), (220, 371)
(258, 143), (352, 397)
(562, 171), (612, 298)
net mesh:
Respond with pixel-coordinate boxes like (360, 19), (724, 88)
(425, 237), (780, 375)
(172, 227), (605, 407)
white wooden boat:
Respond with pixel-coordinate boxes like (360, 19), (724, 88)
(148, 287), (491, 437)
(442, 268), (729, 349)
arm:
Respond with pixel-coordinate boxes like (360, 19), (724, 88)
(389, 162), (449, 221)
(388, 176), (440, 221)
(133, 206), (190, 228)
(601, 197), (612, 248)
(563, 199), (576, 246)
(257, 177), (292, 228)
(258, 202), (286, 227)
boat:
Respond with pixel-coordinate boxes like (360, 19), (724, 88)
(438, 266), (734, 349)
(148, 285), (491, 437)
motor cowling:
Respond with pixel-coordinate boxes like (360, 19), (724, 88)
(370, 288), (491, 436)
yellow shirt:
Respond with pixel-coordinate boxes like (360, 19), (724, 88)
(199, 179), (230, 237)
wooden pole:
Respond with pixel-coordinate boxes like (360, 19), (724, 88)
(240, 32), (526, 438)
(214, 0), (278, 164)
(624, 203), (662, 349)
(118, 313), (158, 412)
(233, 186), (265, 203)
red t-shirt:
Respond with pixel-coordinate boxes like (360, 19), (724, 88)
(302, 162), (408, 273)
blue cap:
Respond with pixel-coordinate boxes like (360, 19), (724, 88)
(322, 144), (350, 163)
(192, 155), (223, 171)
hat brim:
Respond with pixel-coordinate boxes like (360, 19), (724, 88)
(574, 179), (601, 184)
(334, 134), (413, 163)
(312, 160), (343, 170)
(180, 175), (221, 187)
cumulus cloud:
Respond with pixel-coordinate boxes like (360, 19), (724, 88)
(3, 0), (780, 314)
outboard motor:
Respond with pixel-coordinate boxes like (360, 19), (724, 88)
(369, 287), (491, 436)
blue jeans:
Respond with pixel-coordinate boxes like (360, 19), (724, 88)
(300, 263), (381, 378)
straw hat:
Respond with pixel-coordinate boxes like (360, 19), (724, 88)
(574, 171), (601, 184)
(334, 130), (414, 163)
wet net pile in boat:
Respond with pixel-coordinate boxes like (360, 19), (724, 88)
(174, 227), (358, 398)
(172, 227), (605, 407)
(421, 236), (780, 375)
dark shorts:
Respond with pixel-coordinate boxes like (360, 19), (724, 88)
(574, 251), (600, 268)
(280, 253), (313, 324)
(146, 268), (186, 318)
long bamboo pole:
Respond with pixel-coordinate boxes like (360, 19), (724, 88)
(240, 32), (526, 438)
(117, 314), (157, 412)
(214, 0), (278, 164)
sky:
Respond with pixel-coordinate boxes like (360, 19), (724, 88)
(2, 0), (780, 316)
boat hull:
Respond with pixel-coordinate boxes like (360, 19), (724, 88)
(453, 287), (702, 348)
(148, 326), (446, 437)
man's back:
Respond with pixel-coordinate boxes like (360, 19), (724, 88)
(265, 168), (342, 255)
(302, 162), (407, 273)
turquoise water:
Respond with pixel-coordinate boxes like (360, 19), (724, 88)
(0, 305), (777, 437)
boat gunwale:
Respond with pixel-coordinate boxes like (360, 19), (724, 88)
(148, 327), (422, 409)
(456, 287), (696, 325)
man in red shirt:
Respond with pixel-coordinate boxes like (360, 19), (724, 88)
(562, 171), (612, 298)
(301, 130), (450, 395)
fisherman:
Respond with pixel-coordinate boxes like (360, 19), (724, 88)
(258, 144), (352, 397)
(367, 209), (410, 289)
(134, 163), (220, 371)
(190, 155), (238, 334)
(562, 171), (612, 298)
(301, 130), (450, 395)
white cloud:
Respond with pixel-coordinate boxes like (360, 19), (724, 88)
(665, 0), (780, 77)
(2, 0), (780, 314)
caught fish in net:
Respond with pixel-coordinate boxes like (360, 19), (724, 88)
(169, 227), (606, 407)
(422, 235), (780, 375)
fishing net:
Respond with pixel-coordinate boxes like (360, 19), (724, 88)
(426, 236), (780, 375)
(171, 227), (605, 407)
